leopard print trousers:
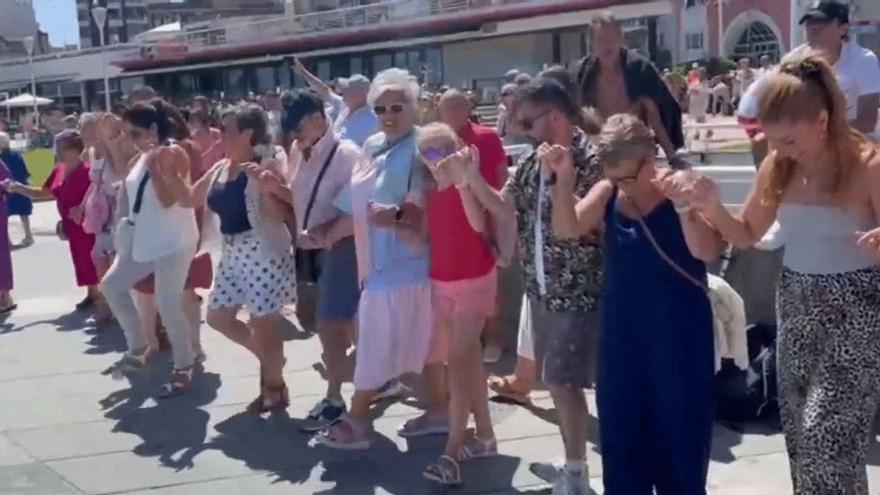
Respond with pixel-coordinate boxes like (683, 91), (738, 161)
(777, 267), (880, 495)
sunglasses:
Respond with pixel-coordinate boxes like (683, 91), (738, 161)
(374, 103), (407, 115)
(604, 159), (647, 185)
(420, 145), (457, 162)
(518, 109), (553, 132)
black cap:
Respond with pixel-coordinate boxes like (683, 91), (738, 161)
(281, 89), (324, 135)
(799, 1), (849, 25)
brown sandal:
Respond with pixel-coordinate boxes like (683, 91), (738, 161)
(246, 381), (289, 414)
(159, 366), (194, 398)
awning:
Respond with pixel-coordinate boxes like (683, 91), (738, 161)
(117, 0), (672, 73)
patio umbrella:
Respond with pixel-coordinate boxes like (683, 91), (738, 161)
(1, 93), (54, 108)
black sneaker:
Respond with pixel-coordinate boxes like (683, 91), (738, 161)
(300, 398), (346, 432)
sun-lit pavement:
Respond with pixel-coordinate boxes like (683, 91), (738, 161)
(2, 202), (880, 495)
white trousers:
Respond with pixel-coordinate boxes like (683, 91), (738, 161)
(102, 222), (197, 369)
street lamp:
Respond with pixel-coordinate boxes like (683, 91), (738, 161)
(91, 3), (111, 111)
(22, 35), (37, 134)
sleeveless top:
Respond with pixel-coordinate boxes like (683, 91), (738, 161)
(125, 151), (198, 263)
(776, 203), (875, 274)
(206, 171), (252, 235)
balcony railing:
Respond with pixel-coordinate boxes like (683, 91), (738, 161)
(137, 0), (540, 58)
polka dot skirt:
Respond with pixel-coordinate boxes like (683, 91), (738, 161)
(208, 232), (297, 317)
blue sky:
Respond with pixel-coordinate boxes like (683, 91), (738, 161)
(34, 0), (79, 47)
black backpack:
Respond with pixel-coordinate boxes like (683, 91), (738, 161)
(714, 323), (780, 427)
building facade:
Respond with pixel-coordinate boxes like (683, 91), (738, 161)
(77, 0), (151, 48)
(660, 0), (880, 66)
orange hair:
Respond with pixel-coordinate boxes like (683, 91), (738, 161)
(758, 54), (872, 203)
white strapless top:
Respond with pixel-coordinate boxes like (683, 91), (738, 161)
(776, 203), (876, 274)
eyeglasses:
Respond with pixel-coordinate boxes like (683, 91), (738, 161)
(500, 92), (512, 97)
(518, 109), (553, 132)
(374, 103), (407, 115)
(604, 159), (646, 186)
(419, 145), (456, 162)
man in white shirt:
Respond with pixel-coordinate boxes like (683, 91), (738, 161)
(739, 0), (880, 155)
(293, 58), (379, 147)
(796, 1), (880, 136)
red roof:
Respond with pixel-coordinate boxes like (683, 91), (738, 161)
(117, 0), (646, 71)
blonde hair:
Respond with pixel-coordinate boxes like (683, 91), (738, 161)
(416, 122), (461, 150)
(595, 113), (655, 168)
(759, 53), (871, 203)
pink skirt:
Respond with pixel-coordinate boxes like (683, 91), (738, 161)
(427, 268), (498, 365)
(354, 280), (433, 390)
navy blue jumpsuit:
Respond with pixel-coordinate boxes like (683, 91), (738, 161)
(598, 194), (714, 495)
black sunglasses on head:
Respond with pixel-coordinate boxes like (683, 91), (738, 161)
(374, 103), (406, 115)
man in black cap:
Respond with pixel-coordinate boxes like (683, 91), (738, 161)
(278, 89), (362, 430)
(796, 0), (879, 136)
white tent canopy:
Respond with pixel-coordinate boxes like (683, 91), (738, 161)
(1, 93), (54, 108)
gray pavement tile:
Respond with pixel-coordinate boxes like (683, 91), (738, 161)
(0, 462), (82, 495)
(0, 434), (34, 466)
(45, 448), (255, 495)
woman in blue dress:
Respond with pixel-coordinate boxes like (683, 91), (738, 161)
(0, 132), (34, 246)
(546, 113), (724, 494)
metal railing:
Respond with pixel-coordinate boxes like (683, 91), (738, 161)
(0, 0), (540, 67)
(136, 0), (540, 58)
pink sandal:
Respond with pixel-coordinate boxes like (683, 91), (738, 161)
(313, 415), (371, 450)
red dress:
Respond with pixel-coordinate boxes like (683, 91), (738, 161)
(44, 163), (99, 287)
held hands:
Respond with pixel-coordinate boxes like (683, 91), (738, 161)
(428, 145), (481, 190)
(855, 229), (880, 262)
(367, 203), (399, 227)
(652, 171), (722, 214)
(296, 228), (328, 251)
(537, 143), (575, 189)
(1, 179), (20, 194)
(97, 114), (123, 144)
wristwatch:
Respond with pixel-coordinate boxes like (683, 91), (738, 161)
(394, 206), (404, 223)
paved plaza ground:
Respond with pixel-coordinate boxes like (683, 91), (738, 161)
(3, 202), (880, 495)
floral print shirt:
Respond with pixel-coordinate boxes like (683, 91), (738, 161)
(505, 129), (603, 313)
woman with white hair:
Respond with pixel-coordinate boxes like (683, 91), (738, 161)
(0, 132), (33, 247)
(314, 68), (433, 449)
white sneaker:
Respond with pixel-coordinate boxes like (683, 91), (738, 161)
(551, 471), (595, 495)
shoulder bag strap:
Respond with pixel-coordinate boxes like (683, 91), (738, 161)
(628, 199), (709, 294)
(302, 141), (339, 230)
(132, 171), (150, 216)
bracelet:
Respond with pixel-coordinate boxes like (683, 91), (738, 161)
(674, 204), (692, 215)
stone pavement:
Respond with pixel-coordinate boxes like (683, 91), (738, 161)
(3, 203), (880, 495)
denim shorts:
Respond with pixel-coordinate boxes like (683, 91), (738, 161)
(316, 235), (361, 321)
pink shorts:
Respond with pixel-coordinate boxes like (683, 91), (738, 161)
(426, 268), (498, 364)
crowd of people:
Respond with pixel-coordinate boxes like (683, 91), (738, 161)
(0, 2), (879, 494)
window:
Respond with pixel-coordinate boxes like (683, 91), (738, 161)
(686, 33), (703, 50)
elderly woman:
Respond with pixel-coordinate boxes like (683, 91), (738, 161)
(314, 68), (433, 450)
(546, 113), (723, 493)
(0, 132), (33, 246)
(7, 131), (100, 310)
(162, 105), (296, 412)
(684, 55), (880, 494)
